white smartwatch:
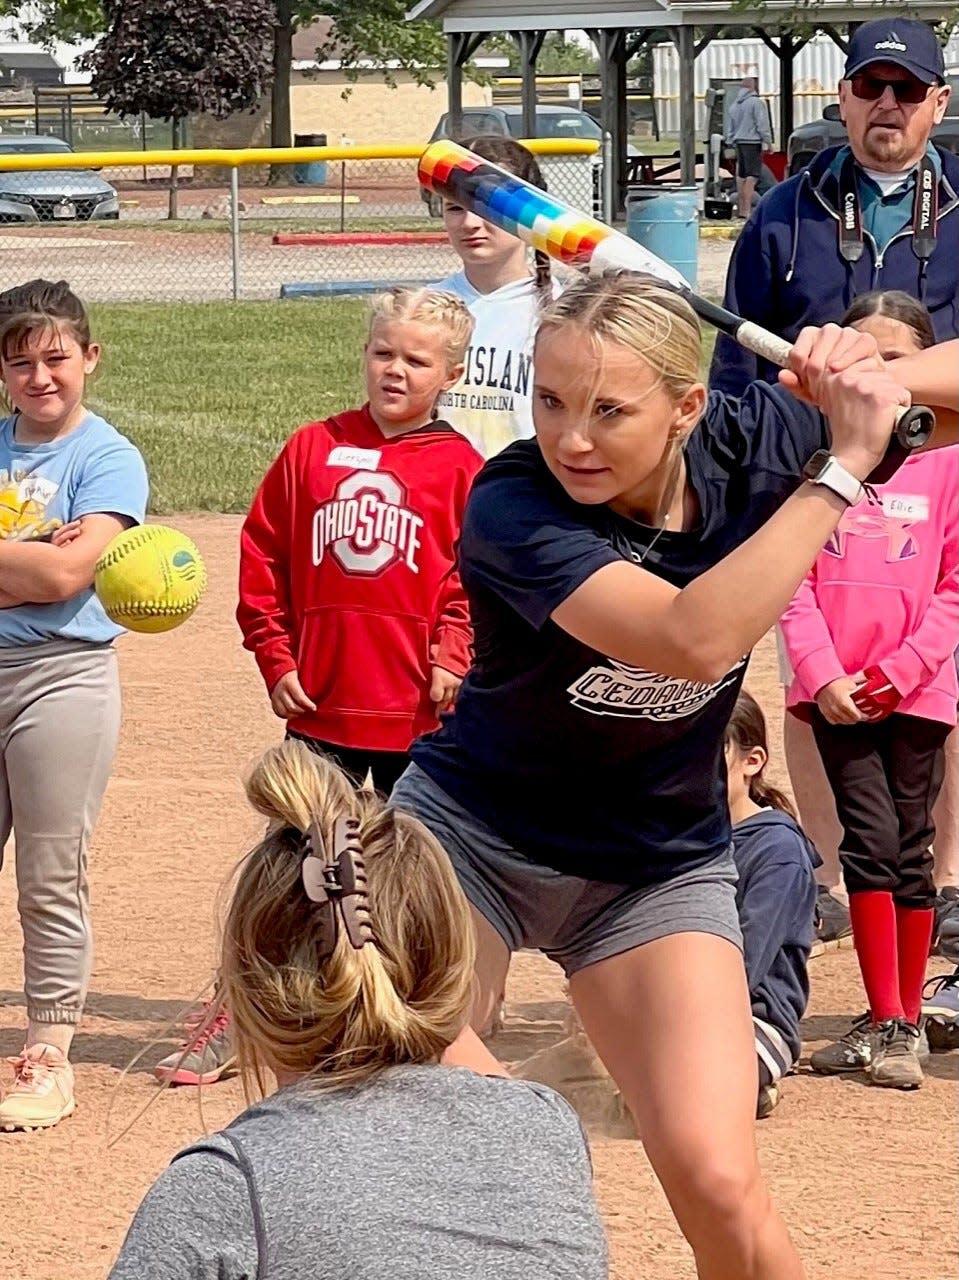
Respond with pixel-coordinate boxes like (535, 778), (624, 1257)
(801, 450), (865, 506)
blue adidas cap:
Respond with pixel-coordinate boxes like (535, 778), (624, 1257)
(844, 18), (946, 86)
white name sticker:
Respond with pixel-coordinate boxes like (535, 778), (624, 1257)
(881, 493), (929, 522)
(327, 446), (382, 471)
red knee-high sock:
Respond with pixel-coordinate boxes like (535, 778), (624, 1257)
(849, 891), (903, 1022)
(895, 905), (935, 1025)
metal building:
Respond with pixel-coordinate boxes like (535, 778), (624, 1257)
(407, 0), (959, 213)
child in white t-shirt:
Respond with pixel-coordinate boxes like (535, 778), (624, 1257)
(433, 135), (557, 458)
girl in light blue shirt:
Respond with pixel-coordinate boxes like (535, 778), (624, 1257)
(0, 278), (148, 1133)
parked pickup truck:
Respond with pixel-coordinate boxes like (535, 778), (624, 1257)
(787, 67), (959, 175)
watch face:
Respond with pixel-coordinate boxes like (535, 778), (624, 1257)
(803, 449), (830, 479)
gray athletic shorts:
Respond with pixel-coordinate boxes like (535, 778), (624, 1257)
(390, 764), (742, 977)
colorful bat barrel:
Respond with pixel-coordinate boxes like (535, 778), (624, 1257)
(417, 139), (687, 289)
(419, 139), (932, 470)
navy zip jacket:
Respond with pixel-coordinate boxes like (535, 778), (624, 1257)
(732, 809), (821, 1075)
(711, 144), (959, 396)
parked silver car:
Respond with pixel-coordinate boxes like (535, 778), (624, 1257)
(0, 135), (120, 223)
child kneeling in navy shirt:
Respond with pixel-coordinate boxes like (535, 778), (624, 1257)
(725, 691), (820, 1118)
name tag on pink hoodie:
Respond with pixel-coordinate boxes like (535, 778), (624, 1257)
(881, 493), (930, 522)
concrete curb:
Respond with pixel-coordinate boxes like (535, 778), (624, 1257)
(809, 934), (856, 960)
(700, 223), (741, 240)
(280, 278), (434, 298)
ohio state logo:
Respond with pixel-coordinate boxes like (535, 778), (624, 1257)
(312, 471), (424, 575)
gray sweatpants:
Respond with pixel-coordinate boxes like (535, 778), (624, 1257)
(0, 639), (121, 1026)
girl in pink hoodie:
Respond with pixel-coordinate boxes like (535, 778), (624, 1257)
(781, 292), (958, 1092)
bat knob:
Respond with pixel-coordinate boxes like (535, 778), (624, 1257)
(866, 404), (936, 484)
(894, 404), (935, 452)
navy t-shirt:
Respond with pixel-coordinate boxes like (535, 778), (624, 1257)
(412, 382), (827, 885)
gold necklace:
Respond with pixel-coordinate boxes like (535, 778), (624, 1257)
(635, 511), (671, 565)
(635, 448), (685, 566)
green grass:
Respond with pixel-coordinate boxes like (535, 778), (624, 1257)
(88, 300), (367, 513)
(86, 299), (719, 515)
(627, 136), (686, 154)
(701, 328), (718, 375)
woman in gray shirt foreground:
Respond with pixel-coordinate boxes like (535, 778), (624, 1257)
(109, 739), (607, 1280)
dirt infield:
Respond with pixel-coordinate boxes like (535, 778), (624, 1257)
(0, 515), (955, 1280)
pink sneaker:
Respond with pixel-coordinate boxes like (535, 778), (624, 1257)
(154, 1002), (235, 1086)
(0, 1043), (76, 1132)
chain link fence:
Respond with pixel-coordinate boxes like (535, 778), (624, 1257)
(0, 142), (602, 304)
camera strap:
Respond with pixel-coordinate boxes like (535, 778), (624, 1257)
(837, 152), (938, 263)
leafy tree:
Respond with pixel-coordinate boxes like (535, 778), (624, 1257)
(313, 0), (447, 91)
(5, 0), (506, 157)
(535, 35), (598, 75)
(729, 0), (956, 44)
(87, 0), (273, 121)
(0, 0), (106, 42)
(483, 33), (597, 76)
(3, 3), (324, 149)
(85, 0), (274, 215)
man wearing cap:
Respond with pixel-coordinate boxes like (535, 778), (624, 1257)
(711, 17), (957, 395)
(710, 18), (958, 951)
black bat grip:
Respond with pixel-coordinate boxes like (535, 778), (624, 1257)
(867, 404), (936, 484)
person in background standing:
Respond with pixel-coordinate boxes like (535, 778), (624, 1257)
(726, 77), (772, 219)
(780, 295), (958, 1087)
(778, 294), (959, 949)
(153, 288), (482, 1091)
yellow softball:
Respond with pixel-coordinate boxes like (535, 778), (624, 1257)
(94, 525), (207, 635)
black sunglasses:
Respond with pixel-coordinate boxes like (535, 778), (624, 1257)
(849, 73), (933, 104)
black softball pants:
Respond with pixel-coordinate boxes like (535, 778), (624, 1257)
(286, 731), (410, 796)
(811, 709), (949, 908)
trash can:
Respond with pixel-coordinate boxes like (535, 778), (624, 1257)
(626, 185), (699, 287)
(293, 132), (328, 186)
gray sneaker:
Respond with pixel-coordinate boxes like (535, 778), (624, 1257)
(756, 1083), (780, 1119)
(815, 886), (853, 943)
(916, 1024), (931, 1064)
(810, 1012), (872, 1074)
(934, 888), (959, 958)
(868, 1019), (924, 1090)
(922, 968), (959, 1052)
(153, 1001), (235, 1086)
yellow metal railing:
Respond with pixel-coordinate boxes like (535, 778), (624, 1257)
(0, 139), (599, 173)
(0, 140), (602, 303)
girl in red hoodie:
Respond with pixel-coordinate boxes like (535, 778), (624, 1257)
(781, 293), (958, 1091)
(238, 287), (482, 795)
(157, 291), (480, 1090)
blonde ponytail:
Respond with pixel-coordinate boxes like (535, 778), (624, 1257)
(221, 740), (474, 1095)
